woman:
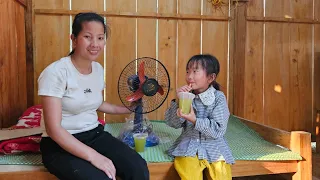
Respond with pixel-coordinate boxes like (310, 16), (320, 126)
(38, 12), (149, 180)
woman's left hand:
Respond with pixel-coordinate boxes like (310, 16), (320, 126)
(177, 104), (196, 124)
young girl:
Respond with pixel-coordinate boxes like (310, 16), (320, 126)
(38, 13), (149, 180)
(165, 54), (234, 180)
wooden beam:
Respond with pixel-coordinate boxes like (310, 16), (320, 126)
(0, 160), (298, 179)
(290, 131), (312, 180)
(232, 0), (248, 117)
(148, 163), (179, 179)
(227, 0), (236, 114)
(315, 51), (320, 153)
(232, 160), (297, 177)
(34, 9), (231, 21)
(0, 172), (57, 180)
(0, 127), (42, 141)
(25, 0), (34, 107)
(247, 16), (320, 24)
(14, 0), (26, 8)
(237, 116), (292, 149)
(317, 110), (320, 153)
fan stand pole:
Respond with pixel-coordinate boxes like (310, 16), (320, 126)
(133, 99), (143, 132)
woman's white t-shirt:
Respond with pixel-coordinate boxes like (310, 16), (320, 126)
(38, 56), (105, 137)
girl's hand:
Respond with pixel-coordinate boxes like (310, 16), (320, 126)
(176, 84), (192, 98)
(176, 104), (196, 124)
(89, 152), (116, 179)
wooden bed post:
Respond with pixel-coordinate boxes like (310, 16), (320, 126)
(290, 131), (312, 180)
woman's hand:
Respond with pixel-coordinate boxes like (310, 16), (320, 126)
(176, 103), (196, 124)
(89, 152), (116, 179)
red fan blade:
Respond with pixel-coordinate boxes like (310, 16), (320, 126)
(157, 85), (164, 95)
(138, 62), (146, 85)
(126, 88), (144, 102)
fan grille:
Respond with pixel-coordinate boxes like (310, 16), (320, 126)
(118, 57), (170, 114)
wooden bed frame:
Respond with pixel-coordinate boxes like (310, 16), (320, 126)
(0, 116), (312, 180)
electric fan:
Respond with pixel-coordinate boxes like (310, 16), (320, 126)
(117, 57), (170, 147)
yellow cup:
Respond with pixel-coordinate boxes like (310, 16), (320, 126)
(178, 92), (195, 114)
(133, 133), (148, 152)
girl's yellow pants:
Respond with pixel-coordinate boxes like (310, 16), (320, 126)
(174, 156), (232, 180)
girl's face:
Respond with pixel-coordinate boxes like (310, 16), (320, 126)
(186, 63), (214, 94)
(72, 21), (105, 61)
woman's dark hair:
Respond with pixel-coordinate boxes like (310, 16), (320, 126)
(186, 54), (220, 90)
(69, 12), (108, 55)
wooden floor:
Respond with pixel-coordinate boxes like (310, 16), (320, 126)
(234, 152), (320, 180)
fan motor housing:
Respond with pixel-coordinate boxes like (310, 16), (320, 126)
(142, 78), (159, 96)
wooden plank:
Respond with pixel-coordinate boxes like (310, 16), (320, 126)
(0, 0), (10, 128)
(232, 1), (248, 118)
(34, 0), (69, 9)
(2, 0), (13, 127)
(137, 0), (157, 120)
(0, 172), (57, 180)
(203, 0), (229, 17)
(239, 0), (263, 123)
(265, 0), (313, 19)
(288, 0), (313, 19)
(9, 1), (20, 127)
(34, 0), (70, 104)
(177, 0), (201, 88)
(291, 131), (312, 180)
(202, 1), (229, 98)
(104, 0), (136, 123)
(228, 0), (235, 113)
(243, 22), (264, 124)
(202, 21), (228, 95)
(15, 0), (27, 121)
(246, 0), (263, 17)
(0, 0), (25, 128)
(26, 0), (34, 108)
(232, 161), (297, 177)
(264, 23), (290, 130)
(314, 1), (320, 153)
(72, 0), (103, 11)
(316, 0), (320, 21)
(237, 116), (292, 149)
(71, 0), (105, 121)
(148, 162), (179, 179)
(265, 0), (313, 133)
(150, 161), (298, 178)
(315, 25), (320, 153)
(15, 0), (26, 8)
(0, 165), (47, 173)
(157, 0), (177, 121)
(247, 16), (320, 24)
(0, 160), (298, 179)
(0, 127), (42, 141)
(34, 9), (231, 21)
(313, 153), (320, 179)
(289, 24), (313, 132)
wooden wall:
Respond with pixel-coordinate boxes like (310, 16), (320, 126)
(1, 0), (319, 135)
(32, 0), (232, 123)
(234, 0), (320, 134)
(0, 0), (27, 128)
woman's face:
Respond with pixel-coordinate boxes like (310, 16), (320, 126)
(72, 21), (105, 61)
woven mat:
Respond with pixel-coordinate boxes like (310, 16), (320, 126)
(0, 115), (302, 165)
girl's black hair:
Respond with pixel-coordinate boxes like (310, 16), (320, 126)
(69, 12), (108, 55)
(186, 54), (220, 90)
